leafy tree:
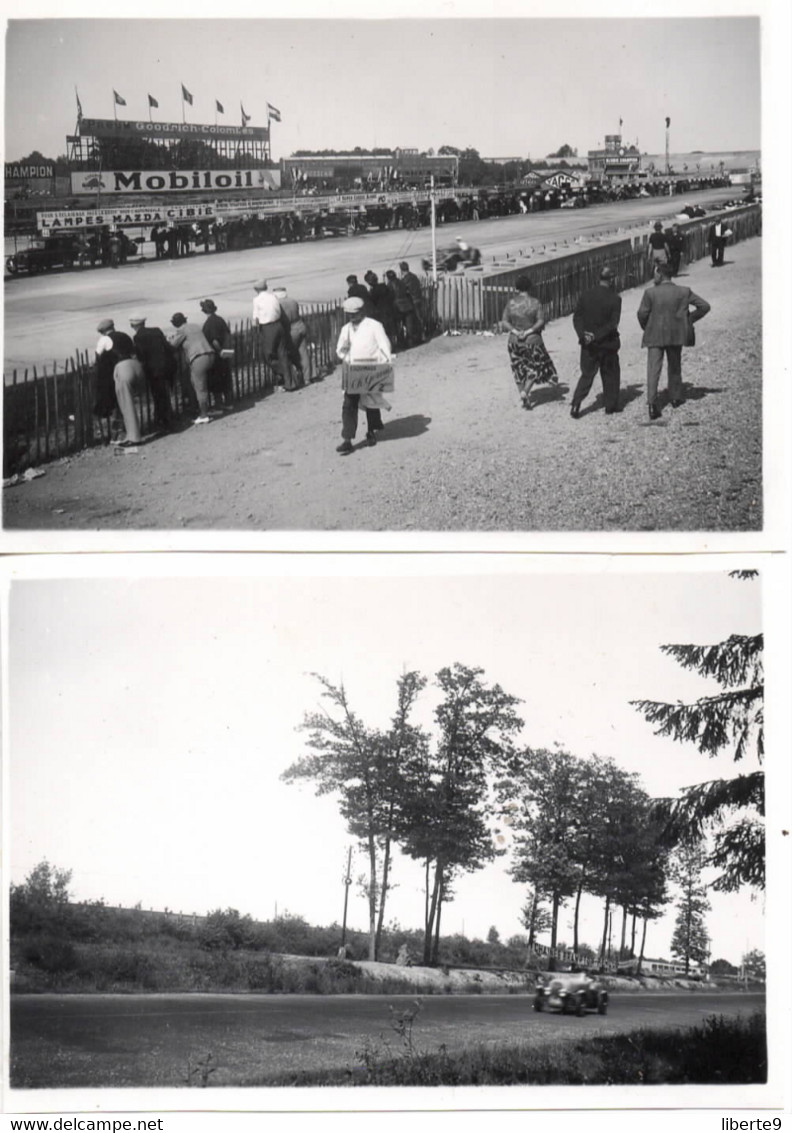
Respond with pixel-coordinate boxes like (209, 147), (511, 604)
(486, 925), (500, 944)
(547, 144), (578, 158)
(503, 747), (586, 953)
(709, 957), (738, 975)
(397, 664), (523, 965)
(631, 574), (764, 892)
(10, 860), (73, 934)
(200, 908), (257, 952)
(282, 671), (427, 961)
(741, 948), (766, 980)
(669, 843), (711, 974)
(519, 888), (553, 949)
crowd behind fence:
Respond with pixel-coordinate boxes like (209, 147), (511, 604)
(3, 204), (760, 476)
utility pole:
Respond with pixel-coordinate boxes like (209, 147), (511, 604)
(664, 116), (671, 175)
(341, 847), (352, 946)
(430, 175), (438, 283)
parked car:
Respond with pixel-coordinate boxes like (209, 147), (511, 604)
(6, 234), (80, 275)
(533, 971), (608, 1016)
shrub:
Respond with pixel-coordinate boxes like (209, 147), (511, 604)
(23, 936), (78, 975)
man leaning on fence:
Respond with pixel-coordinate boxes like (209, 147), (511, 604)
(94, 318), (144, 447)
(129, 316), (176, 432)
(335, 297), (392, 455)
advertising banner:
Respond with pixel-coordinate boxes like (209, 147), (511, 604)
(70, 168), (280, 195)
(38, 204), (215, 232)
(341, 362), (395, 395)
(5, 162), (54, 180)
(78, 117), (270, 142)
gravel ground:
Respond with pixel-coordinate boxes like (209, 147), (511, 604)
(2, 239), (761, 532)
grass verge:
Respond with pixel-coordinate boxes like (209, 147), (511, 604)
(258, 1011), (767, 1086)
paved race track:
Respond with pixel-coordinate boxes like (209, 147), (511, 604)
(3, 188), (737, 372)
(10, 990), (764, 1088)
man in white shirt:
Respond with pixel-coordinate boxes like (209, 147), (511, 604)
(335, 297), (392, 454)
(252, 279), (289, 386)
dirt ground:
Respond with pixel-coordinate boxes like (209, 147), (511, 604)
(2, 238), (761, 533)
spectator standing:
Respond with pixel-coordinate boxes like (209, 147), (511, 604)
(637, 261), (711, 420)
(272, 287), (310, 386)
(167, 312), (216, 424)
(500, 276), (559, 411)
(385, 269), (412, 350)
(399, 261), (424, 345)
(665, 223), (685, 276)
(252, 279), (290, 387)
(364, 270), (398, 344)
(199, 299), (235, 410)
(648, 221), (669, 267)
(129, 316), (176, 431)
(708, 219), (731, 267)
(94, 318), (144, 445)
(570, 267), (622, 418)
(335, 297), (393, 454)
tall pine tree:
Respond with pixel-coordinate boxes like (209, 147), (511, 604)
(631, 573), (763, 892)
(669, 842), (711, 974)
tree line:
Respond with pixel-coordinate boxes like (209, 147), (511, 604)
(285, 580), (764, 973)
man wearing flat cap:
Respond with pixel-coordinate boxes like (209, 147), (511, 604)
(200, 299), (234, 409)
(570, 266), (623, 417)
(129, 316), (176, 431)
(94, 318), (144, 445)
(335, 297), (393, 454)
(252, 279), (290, 387)
(166, 312), (216, 424)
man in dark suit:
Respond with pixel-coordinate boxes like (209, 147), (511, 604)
(708, 220), (731, 267)
(637, 262), (711, 420)
(129, 316), (176, 431)
(570, 266), (622, 417)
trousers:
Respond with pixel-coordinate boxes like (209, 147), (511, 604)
(113, 358), (145, 442)
(342, 394), (383, 440)
(646, 345), (683, 405)
(258, 321), (290, 383)
(573, 344), (621, 411)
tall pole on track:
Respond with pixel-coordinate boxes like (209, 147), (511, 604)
(430, 175), (438, 283)
(341, 846), (352, 947)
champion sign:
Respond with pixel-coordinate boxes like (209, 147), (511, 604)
(70, 168), (280, 196)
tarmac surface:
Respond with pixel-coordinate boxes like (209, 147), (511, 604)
(3, 187), (738, 372)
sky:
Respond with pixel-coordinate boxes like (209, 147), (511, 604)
(5, 558), (773, 966)
(3, 16), (762, 166)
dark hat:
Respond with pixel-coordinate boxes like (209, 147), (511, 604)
(199, 299), (217, 312)
(653, 221), (663, 230)
(96, 318), (114, 333)
(170, 312), (187, 326)
(399, 261), (409, 271)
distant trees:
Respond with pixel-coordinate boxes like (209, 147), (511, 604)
(10, 860), (73, 933)
(631, 572), (764, 892)
(282, 671), (427, 962)
(547, 144), (578, 158)
(500, 749), (671, 969)
(741, 949), (765, 980)
(669, 843), (711, 974)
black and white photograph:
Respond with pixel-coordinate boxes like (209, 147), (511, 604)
(3, 556), (785, 1111)
(2, 8), (784, 539)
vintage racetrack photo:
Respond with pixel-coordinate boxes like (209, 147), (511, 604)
(2, 16), (764, 533)
(5, 563), (772, 1099)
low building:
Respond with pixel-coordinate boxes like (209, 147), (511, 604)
(587, 134), (643, 183)
(281, 150), (458, 189)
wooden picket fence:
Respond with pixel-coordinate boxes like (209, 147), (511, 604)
(3, 204), (760, 475)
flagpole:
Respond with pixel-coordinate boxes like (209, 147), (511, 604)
(113, 92), (117, 122)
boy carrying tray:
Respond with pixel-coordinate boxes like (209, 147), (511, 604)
(335, 296), (394, 455)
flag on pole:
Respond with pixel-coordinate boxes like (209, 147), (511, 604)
(148, 94), (159, 109)
(182, 84), (193, 105)
(266, 102), (281, 122)
(241, 102), (251, 126)
(113, 90), (126, 106)
(216, 100), (224, 114)
(665, 116), (671, 128)
(619, 117), (623, 130)
(75, 88), (83, 124)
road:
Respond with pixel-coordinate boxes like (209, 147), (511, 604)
(3, 188), (737, 372)
(10, 990), (764, 1088)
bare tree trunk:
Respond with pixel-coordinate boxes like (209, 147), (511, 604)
(424, 860), (443, 965)
(550, 892), (560, 950)
(526, 890), (539, 950)
(432, 879), (444, 965)
(630, 912), (637, 957)
(573, 882), (584, 952)
(638, 916), (648, 973)
(619, 906), (627, 956)
(367, 834), (378, 961)
(374, 836), (392, 961)
(599, 894), (611, 966)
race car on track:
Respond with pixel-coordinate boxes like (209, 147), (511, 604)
(533, 971), (608, 1016)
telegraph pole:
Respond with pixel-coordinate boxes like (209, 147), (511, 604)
(430, 175), (438, 283)
(341, 847), (353, 947)
(665, 116), (671, 175)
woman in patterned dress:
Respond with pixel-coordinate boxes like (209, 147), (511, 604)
(501, 276), (558, 409)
